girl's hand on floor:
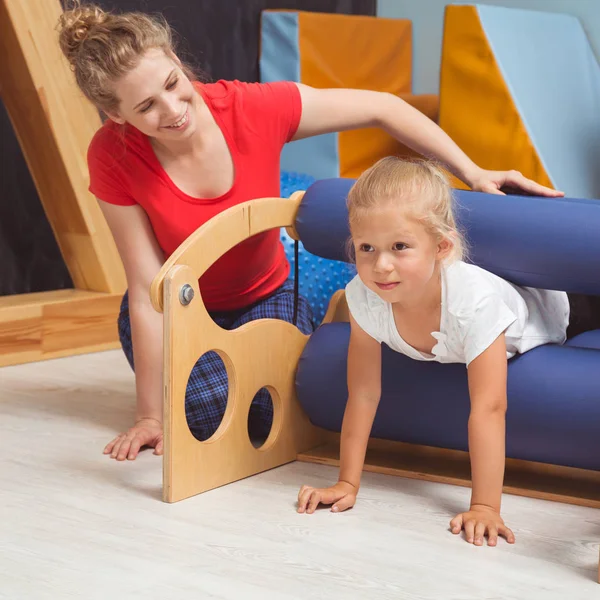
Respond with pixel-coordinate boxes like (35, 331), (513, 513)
(297, 481), (357, 514)
(103, 418), (163, 461)
(450, 505), (515, 546)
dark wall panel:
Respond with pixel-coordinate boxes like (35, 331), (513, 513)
(0, 100), (73, 296)
(1, 0), (375, 297)
(94, 0), (377, 82)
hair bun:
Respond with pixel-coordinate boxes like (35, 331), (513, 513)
(58, 4), (108, 64)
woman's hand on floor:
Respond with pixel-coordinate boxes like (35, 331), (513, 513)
(450, 505), (515, 546)
(297, 481), (357, 514)
(103, 418), (163, 460)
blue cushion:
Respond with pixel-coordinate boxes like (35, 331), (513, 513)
(565, 329), (600, 350)
(296, 323), (600, 471)
(280, 171), (354, 325)
(295, 178), (600, 295)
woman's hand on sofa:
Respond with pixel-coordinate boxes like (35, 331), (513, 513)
(450, 505), (515, 546)
(466, 168), (564, 198)
(297, 481), (357, 514)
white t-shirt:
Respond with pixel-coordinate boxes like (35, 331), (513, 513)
(345, 261), (570, 366)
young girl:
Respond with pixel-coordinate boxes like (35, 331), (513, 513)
(296, 157), (570, 547)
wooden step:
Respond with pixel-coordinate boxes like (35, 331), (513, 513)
(0, 289), (122, 366)
(298, 438), (600, 509)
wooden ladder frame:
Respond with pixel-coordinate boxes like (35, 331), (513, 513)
(0, 0), (126, 366)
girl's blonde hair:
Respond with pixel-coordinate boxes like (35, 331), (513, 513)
(347, 156), (467, 263)
(57, 1), (197, 112)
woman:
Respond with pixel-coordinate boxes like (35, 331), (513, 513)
(57, 3), (562, 462)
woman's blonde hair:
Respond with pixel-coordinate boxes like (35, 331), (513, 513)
(347, 156), (467, 263)
(57, 1), (197, 112)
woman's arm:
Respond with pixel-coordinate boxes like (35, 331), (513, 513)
(450, 333), (516, 546)
(98, 200), (166, 460)
(297, 313), (382, 513)
(293, 84), (563, 198)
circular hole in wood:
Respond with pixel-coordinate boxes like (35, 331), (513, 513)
(247, 387), (274, 449)
(185, 351), (229, 442)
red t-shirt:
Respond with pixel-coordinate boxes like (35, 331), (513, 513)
(87, 79), (302, 311)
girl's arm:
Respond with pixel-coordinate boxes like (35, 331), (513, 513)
(293, 84), (564, 198)
(297, 313), (382, 514)
(338, 313), (383, 489)
(450, 333), (516, 546)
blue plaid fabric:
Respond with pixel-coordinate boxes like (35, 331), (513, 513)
(118, 279), (314, 442)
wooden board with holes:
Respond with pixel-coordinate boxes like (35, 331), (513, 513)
(151, 194), (326, 503)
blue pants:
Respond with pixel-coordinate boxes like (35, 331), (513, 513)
(118, 279), (314, 442)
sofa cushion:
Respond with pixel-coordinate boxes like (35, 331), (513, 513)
(297, 322), (600, 470)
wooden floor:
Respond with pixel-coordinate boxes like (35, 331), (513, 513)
(1, 350), (599, 599)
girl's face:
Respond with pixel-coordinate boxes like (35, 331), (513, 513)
(106, 48), (198, 141)
(351, 203), (451, 306)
